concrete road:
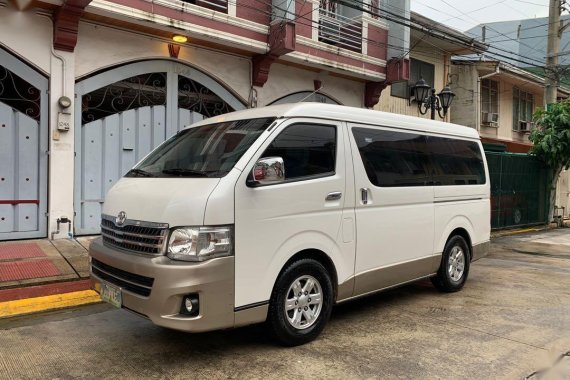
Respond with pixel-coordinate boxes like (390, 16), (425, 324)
(1, 229), (570, 379)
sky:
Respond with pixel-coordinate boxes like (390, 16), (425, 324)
(410, 0), (551, 32)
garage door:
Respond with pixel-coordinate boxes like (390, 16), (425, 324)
(74, 60), (245, 235)
(0, 49), (48, 240)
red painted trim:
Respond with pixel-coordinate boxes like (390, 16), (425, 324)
(0, 200), (39, 205)
(237, 0), (270, 25)
(0, 279), (92, 302)
(480, 137), (532, 154)
(295, 44), (385, 74)
(109, 0), (268, 43)
(367, 26), (388, 61)
(53, 0), (93, 52)
(295, 0), (313, 38)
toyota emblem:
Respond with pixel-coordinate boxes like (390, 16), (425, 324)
(116, 211), (127, 226)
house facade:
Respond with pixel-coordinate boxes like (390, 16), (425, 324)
(450, 60), (557, 152)
(375, 12), (485, 121)
(451, 59), (570, 220)
(0, 0), (413, 240)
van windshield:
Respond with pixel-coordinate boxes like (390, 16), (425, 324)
(126, 117), (276, 178)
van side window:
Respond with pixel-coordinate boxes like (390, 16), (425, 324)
(427, 136), (486, 185)
(262, 124), (336, 180)
(351, 127), (486, 187)
(352, 127), (429, 187)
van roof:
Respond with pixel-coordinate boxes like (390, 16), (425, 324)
(190, 103), (481, 140)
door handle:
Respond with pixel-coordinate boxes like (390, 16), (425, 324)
(326, 191), (342, 201)
(361, 188), (369, 204)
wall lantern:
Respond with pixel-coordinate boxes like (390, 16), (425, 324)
(411, 78), (455, 120)
(172, 35), (188, 43)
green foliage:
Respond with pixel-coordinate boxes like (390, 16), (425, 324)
(530, 100), (570, 170)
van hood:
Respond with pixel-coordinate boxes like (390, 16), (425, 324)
(103, 177), (221, 227)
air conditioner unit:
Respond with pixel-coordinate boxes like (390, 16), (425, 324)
(482, 112), (499, 124)
(320, 17), (341, 44)
(519, 121), (534, 132)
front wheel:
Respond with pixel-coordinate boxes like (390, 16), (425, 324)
(268, 259), (333, 346)
(431, 235), (471, 292)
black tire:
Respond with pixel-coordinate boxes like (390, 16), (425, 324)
(268, 258), (333, 346)
(431, 235), (471, 293)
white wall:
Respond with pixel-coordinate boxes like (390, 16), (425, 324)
(75, 22), (252, 103)
(0, 6), (52, 74)
(450, 64), (477, 129)
(556, 170), (570, 214)
(256, 63), (364, 108)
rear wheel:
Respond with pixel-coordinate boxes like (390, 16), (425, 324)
(431, 235), (470, 292)
(268, 259), (333, 346)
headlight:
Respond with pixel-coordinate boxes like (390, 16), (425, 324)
(167, 226), (233, 262)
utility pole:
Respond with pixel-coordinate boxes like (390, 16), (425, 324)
(546, 0), (562, 106)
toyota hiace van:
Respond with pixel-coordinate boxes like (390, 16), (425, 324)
(89, 103), (490, 346)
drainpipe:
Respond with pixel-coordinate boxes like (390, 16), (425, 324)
(37, 13), (67, 98)
(443, 54), (450, 122)
(476, 63), (500, 132)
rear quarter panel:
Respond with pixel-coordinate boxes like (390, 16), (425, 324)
(434, 141), (491, 255)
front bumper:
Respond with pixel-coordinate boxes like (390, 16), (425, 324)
(89, 238), (235, 332)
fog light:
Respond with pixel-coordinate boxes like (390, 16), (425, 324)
(181, 294), (199, 316)
(184, 298), (193, 313)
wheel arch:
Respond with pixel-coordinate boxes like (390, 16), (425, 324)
(438, 216), (475, 260)
(273, 249), (339, 302)
(446, 228), (473, 260)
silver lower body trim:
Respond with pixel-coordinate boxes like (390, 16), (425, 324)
(471, 241), (490, 261)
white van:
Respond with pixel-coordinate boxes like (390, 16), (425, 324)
(89, 103), (490, 346)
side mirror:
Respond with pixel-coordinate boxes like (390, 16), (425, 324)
(250, 157), (285, 186)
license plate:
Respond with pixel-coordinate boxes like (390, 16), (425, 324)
(100, 282), (122, 308)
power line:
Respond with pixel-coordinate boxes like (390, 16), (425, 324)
(435, 0), (547, 58)
(345, 0), (549, 68)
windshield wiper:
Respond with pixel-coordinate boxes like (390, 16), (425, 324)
(161, 168), (211, 177)
(126, 168), (154, 177)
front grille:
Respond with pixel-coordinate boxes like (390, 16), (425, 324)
(91, 258), (154, 297)
(101, 215), (169, 255)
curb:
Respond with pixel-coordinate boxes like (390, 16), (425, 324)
(0, 290), (101, 319)
(491, 225), (552, 238)
(0, 279), (93, 302)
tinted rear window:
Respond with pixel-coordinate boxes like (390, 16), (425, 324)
(352, 127), (486, 187)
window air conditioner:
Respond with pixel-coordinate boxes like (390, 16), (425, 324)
(482, 112), (499, 127)
(519, 121), (533, 132)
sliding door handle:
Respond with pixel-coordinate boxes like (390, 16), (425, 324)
(326, 191), (342, 201)
(361, 188), (369, 204)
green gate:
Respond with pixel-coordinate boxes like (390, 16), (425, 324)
(485, 152), (551, 229)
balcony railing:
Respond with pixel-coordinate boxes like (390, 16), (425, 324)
(181, 0), (228, 13)
(318, 9), (363, 53)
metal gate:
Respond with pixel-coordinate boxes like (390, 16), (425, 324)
(486, 151), (550, 229)
(0, 48), (48, 240)
(74, 60), (245, 235)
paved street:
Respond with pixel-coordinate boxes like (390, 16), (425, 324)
(1, 229), (569, 379)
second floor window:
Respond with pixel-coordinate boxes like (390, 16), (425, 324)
(318, 0), (362, 53)
(181, 0), (228, 14)
(320, 0), (338, 17)
(513, 88), (534, 131)
(481, 79), (499, 126)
